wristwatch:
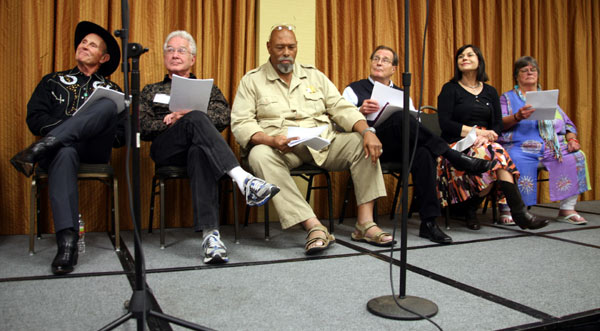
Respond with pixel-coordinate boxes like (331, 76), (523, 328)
(361, 127), (376, 136)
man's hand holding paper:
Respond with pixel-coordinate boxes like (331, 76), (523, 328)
(286, 126), (330, 151)
(169, 74), (213, 113)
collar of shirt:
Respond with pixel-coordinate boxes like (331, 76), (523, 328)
(162, 73), (197, 83)
(368, 76), (394, 87)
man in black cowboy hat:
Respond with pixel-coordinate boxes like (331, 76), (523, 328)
(10, 21), (125, 275)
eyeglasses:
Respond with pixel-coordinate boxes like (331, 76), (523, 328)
(165, 47), (189, 55)
(371, 56), (392, 65)
(519, 67), (538, 74)
(271, 24), (296, 32)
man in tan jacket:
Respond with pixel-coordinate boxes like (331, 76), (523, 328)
(231, 25), (393, 255)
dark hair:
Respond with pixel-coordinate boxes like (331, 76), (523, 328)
(451, 44), (489, 82)
(513, 56), (540, 85)
(370, 45), (399, 66)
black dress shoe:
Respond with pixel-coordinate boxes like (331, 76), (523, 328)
(10, 136), (60, 177)
(51, 228), (78, 275)
(451, 153), (496, 175)
(419, 221), (452, 244)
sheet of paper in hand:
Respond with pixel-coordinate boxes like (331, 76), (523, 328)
(73, 86), (125, 115)
(287, 125), (331, 151)
(525, 89), (559, 121)
(369, 81), (417, 127)
(169, 74), (214, 113)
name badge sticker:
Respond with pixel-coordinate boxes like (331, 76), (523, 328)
(154, 93), (170, 104)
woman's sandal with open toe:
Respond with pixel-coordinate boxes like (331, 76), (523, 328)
(351, 221), (395, 247)
(305, 224), (335, 255)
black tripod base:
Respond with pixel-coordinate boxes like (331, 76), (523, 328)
(367, 295), (438, 320)
(99, 290), (212, 331)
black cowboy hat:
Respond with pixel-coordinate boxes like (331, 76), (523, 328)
(74, 21), (121, 77)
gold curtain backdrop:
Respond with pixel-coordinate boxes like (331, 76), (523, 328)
(0, 0), (256, 235)
(0, 0), (597, 235)
(316, 0), (599, 216)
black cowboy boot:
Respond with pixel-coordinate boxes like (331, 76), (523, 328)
(498, 180), (549, 230)
(51, 228), (79, 275)
(10, 136), (61, 177)
(465, 195), (484, 230)
(443, 150), (496, 175)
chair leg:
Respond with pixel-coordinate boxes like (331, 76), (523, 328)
(339, 178), (352, 224)
(29, 177), (38, 255)
(325, 172), (334, 234)
(264, 203), (270, 241)
(390, 175), (402, 219)
(444, 205), (450, 229)
(148, 177), (158, 233)
(113, 177), (120, 251)
(373, 201), (378, 222)
(36, 189), (42, 239)
(159, 179), (166, 249)
(232, 179), (239, 244)
(244, 205), (250, 227)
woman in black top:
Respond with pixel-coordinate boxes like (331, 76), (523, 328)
(437, 44), (548, 230)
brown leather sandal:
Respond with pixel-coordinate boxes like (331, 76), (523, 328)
(305, 224), (335, 255)
(351, 221), (395, 247)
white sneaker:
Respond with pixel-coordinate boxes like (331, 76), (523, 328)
(201, 231), (228, 264)
(244, 175), (280, 206)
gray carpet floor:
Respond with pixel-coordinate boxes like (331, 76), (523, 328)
(1, 202), (599, 330)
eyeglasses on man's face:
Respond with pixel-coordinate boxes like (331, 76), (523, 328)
(371, 56), (392, 65)
(519, 67), (538, 74)
(165, 47), (189, 55)
(271, 24), (296, 32)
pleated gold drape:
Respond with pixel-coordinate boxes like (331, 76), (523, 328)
(317, 0), (599, 214)
(0, 0), (255, 235)
(1, 0), (598, 235)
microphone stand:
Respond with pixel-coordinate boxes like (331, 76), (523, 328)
(99, 1), (212, 330)
(366, 0), (438, 320)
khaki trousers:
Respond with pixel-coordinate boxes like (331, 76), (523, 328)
(247, 132), (386, 229)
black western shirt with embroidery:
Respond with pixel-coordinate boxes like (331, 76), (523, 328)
(139, 74), (230, 142)
(26, 67), (123, 138)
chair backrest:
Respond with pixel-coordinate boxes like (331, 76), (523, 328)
(418, 106), (442, 137)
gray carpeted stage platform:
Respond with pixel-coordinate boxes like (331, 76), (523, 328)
(1, 202), (599, 330)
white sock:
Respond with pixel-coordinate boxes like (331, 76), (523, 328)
(203, 228), (220, 239)
(227, 166), (250, 193)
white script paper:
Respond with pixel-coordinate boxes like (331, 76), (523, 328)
(452, 126), (478, 152)
(525, 89), (558, 121)
(369, 82), (417, 127)
(169, 74), (213, 112)
(74, 86), (125, 115)
(287, 126), (330, 151)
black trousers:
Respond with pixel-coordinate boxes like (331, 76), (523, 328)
(377, 111), (450, 221)
(150, 111), (239, 231)
(39, 98), (119, 232)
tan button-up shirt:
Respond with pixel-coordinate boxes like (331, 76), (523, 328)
(231, 61), (365, 164)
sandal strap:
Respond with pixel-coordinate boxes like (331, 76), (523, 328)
(305, 224), (334, 250)
(371, 231), (392, 243)
(354, 221), (377, 235)
(306, 224), (329, 239)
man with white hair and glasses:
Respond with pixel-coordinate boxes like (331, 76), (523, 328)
(232, 24), (394, 255)
(140, 30), (279, 264)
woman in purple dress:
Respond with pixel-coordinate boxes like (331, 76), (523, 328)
(498, 56), (591, 225)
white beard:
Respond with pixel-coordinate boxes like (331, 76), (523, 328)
(277, 62), (293, 74)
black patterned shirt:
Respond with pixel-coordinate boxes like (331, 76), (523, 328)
(27, 67), (122, 136)
(140, 74), (230, 141)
